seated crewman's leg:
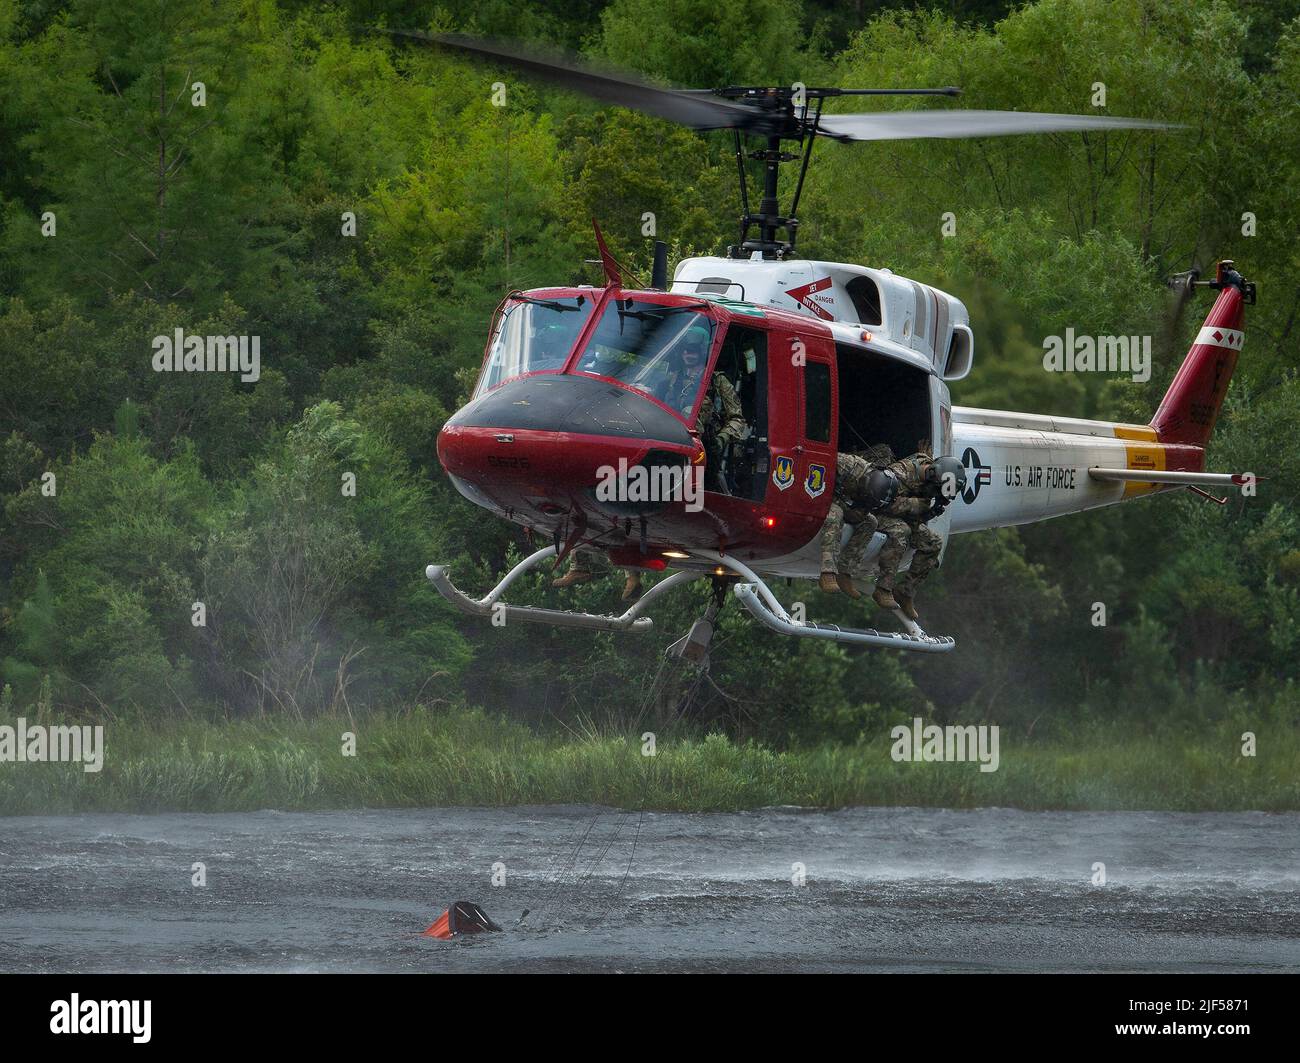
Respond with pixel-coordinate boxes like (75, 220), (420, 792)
(892, 523), (943, 620)
(838, 510), (878, 574)
(819, 501), (846, 593)
(835, 510), (878, 599)
(552, 546), (604, 589)
(703, 434), (730, 495)
(871, 516), (910, 611)
(621, 568), (643, 601)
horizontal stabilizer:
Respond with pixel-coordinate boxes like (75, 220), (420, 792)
(1088, 468), (1252, 488)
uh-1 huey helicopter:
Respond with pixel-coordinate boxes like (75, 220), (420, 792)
(391, 31), (1255, 656)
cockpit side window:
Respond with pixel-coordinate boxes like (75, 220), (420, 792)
(473, 296), (592, 398)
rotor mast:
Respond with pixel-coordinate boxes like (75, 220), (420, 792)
(721, 86), (960, 260)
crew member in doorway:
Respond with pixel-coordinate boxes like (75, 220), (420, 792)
(871, 449), (965, 619)
(819, 450), (888, 597)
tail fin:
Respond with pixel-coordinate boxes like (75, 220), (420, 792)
(1149, 262), (1253, 448)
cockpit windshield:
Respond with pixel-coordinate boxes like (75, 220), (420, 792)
(473, 295), (592, 398)
(572, 300), (717, 421)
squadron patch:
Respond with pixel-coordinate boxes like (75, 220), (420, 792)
(804, 462), (827, 499)
(772, 455), (795, 491)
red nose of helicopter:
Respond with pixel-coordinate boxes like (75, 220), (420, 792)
(437, 373), (699, 526)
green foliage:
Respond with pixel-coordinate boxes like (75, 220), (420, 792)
(197, 401), (470, 715)
(558, 111), (733, 262)
(3, 433), (210, 709)
(593, 0), (811, 87)
(1, 571), (64, 700)
(1, 704), (1296, 814)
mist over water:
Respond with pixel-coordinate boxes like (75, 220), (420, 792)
(1, 807), (1296, 973)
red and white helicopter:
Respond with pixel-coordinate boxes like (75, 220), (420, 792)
(401, 33), (1253, 654)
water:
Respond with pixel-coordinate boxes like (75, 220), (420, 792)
(1, 807), (1297, 972)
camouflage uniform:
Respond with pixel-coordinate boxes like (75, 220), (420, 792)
(666, 372), (743, 447)
(561, 545), (609, 578)
(820, 453), (880, 574)
(873, 453), (944, 596)
(666, 372), (744, 492)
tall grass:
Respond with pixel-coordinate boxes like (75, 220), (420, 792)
(0, 704), (1296, 814)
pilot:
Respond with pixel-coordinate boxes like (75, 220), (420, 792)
(870, 448), (966, 619)
(661, 325), (745, 493)
(532, 321), (571, 367)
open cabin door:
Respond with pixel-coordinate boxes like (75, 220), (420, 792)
(833, 343), (932, 464)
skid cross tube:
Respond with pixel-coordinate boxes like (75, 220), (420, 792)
(426, 548), (701, 632)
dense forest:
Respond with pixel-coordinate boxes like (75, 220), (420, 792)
(2, 0), (1299, 746)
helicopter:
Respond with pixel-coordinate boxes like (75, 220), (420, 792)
(394, 32), (1254, 655)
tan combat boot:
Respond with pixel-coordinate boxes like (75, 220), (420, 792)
(552, 569), (594, 589)
(819, 571), (839, 594)
(621, 572), (644, 601)
(894, 590), (919, 621)
(872, 587), (899, 611)
(836, 572), (862, 599)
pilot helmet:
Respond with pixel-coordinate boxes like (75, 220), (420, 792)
(681, 324), (711, 361)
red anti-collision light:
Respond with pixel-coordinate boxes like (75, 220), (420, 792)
(608, 546), (668, 570)
(761, 515), (777, 528)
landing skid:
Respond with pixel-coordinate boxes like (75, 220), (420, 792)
(693, 551), (956, 654)
(426, 546), (699, 632)
(426, 546), (954, 652)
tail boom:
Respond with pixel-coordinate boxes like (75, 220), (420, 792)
(948, 262), (1255, 531)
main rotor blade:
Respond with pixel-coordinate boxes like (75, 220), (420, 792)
(368, 30), (1184, 144)
(816, 109), (1182, 142)
(371, 29), (764, 132)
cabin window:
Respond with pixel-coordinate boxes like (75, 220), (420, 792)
(474, 295), (592, 397)
(803, 361), (832, 443)
(572, 300), (718, 422)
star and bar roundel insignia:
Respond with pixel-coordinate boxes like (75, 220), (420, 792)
(960, 447), (991, 504)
